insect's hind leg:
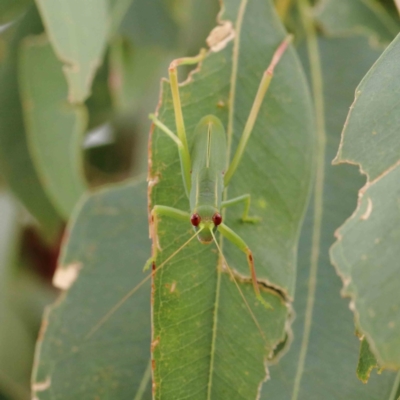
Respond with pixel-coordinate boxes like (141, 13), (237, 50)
(218, 222), (272, 309)
(221, 194), (260, 223)
(144, 205), (190, 271)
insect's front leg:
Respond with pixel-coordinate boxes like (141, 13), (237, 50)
(221, 194), (260, 223)
(149, 115), (191, 198)
(149, 51), (205, 198)
(144, 205), (190, 271)
(218, 223), (272, 309)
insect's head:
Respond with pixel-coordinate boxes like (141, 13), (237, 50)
(190, 207), (222, 244)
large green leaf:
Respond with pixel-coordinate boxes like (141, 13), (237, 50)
(19, 35), (87, 219)
(34, 0), (109, 103)
(331, 34), (400, 369)
(265, 36), (398, 399)
(149, 0), (314, 397)
(32, 180), (151, 399)
(0, 6), (61, 236)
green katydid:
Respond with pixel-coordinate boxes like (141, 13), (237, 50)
(86, 35), (292, 339)
(148, 35), (292, 307)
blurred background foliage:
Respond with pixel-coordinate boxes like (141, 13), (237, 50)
(0, 0), (399, 399)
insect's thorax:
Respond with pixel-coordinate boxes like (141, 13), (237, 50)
(188, 115), (227, 243)
(189, 115), (227, 216)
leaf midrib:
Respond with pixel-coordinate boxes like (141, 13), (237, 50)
(207, 0), (248, 398)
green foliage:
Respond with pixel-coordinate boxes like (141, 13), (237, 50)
(0, 0), (400, 399)
(0, 7), (61, 236)
(267, 36), (397, 399)
(32, 181), (151, 399)
(19, 35), (87, 218)
(331, 34), (400, 369)
(34, 0), (109, 103)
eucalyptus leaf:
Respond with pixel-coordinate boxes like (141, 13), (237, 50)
(265, 36), (398, 400)
(35, 0), (109, 103)
(32, 180), (151, 400)
(149, 0), (314, 397)
(331, 34), (400, 369)
(0, 6), (61, 235)
(19, 34), (87, 219)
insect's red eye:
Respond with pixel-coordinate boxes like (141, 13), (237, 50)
(190, 213), (201, 227)
(212, 213), (222, 226)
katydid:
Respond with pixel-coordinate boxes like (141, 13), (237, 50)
(86, 35), (292, 339)
(149, 35), (292, 307)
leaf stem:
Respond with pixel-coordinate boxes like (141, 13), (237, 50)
(291, 1), (326, 399)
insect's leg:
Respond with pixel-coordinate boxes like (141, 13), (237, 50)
(144, 205), (191, 270)
(149, 114), (192, 197)
(224, 36), (293, 186)
(167, 49), (207, 196)
(149, 114), (181, 146)
(221, 194), (260, 223)
(218, 223), (272, 309)
(210, 230), (268, 346)
(152, 205), (190, 220)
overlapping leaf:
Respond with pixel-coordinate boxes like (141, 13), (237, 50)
(35, 0), (109, 103)
(0, 6), (61, 235)
(19, 35), (87, 219)
(331, 34), (400, 369)
(266, 37), (398, 399)
(32, 181), (152, 399)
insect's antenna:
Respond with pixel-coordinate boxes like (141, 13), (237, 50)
(210, 231), (268, 346)
(85, 228), (203, 340)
